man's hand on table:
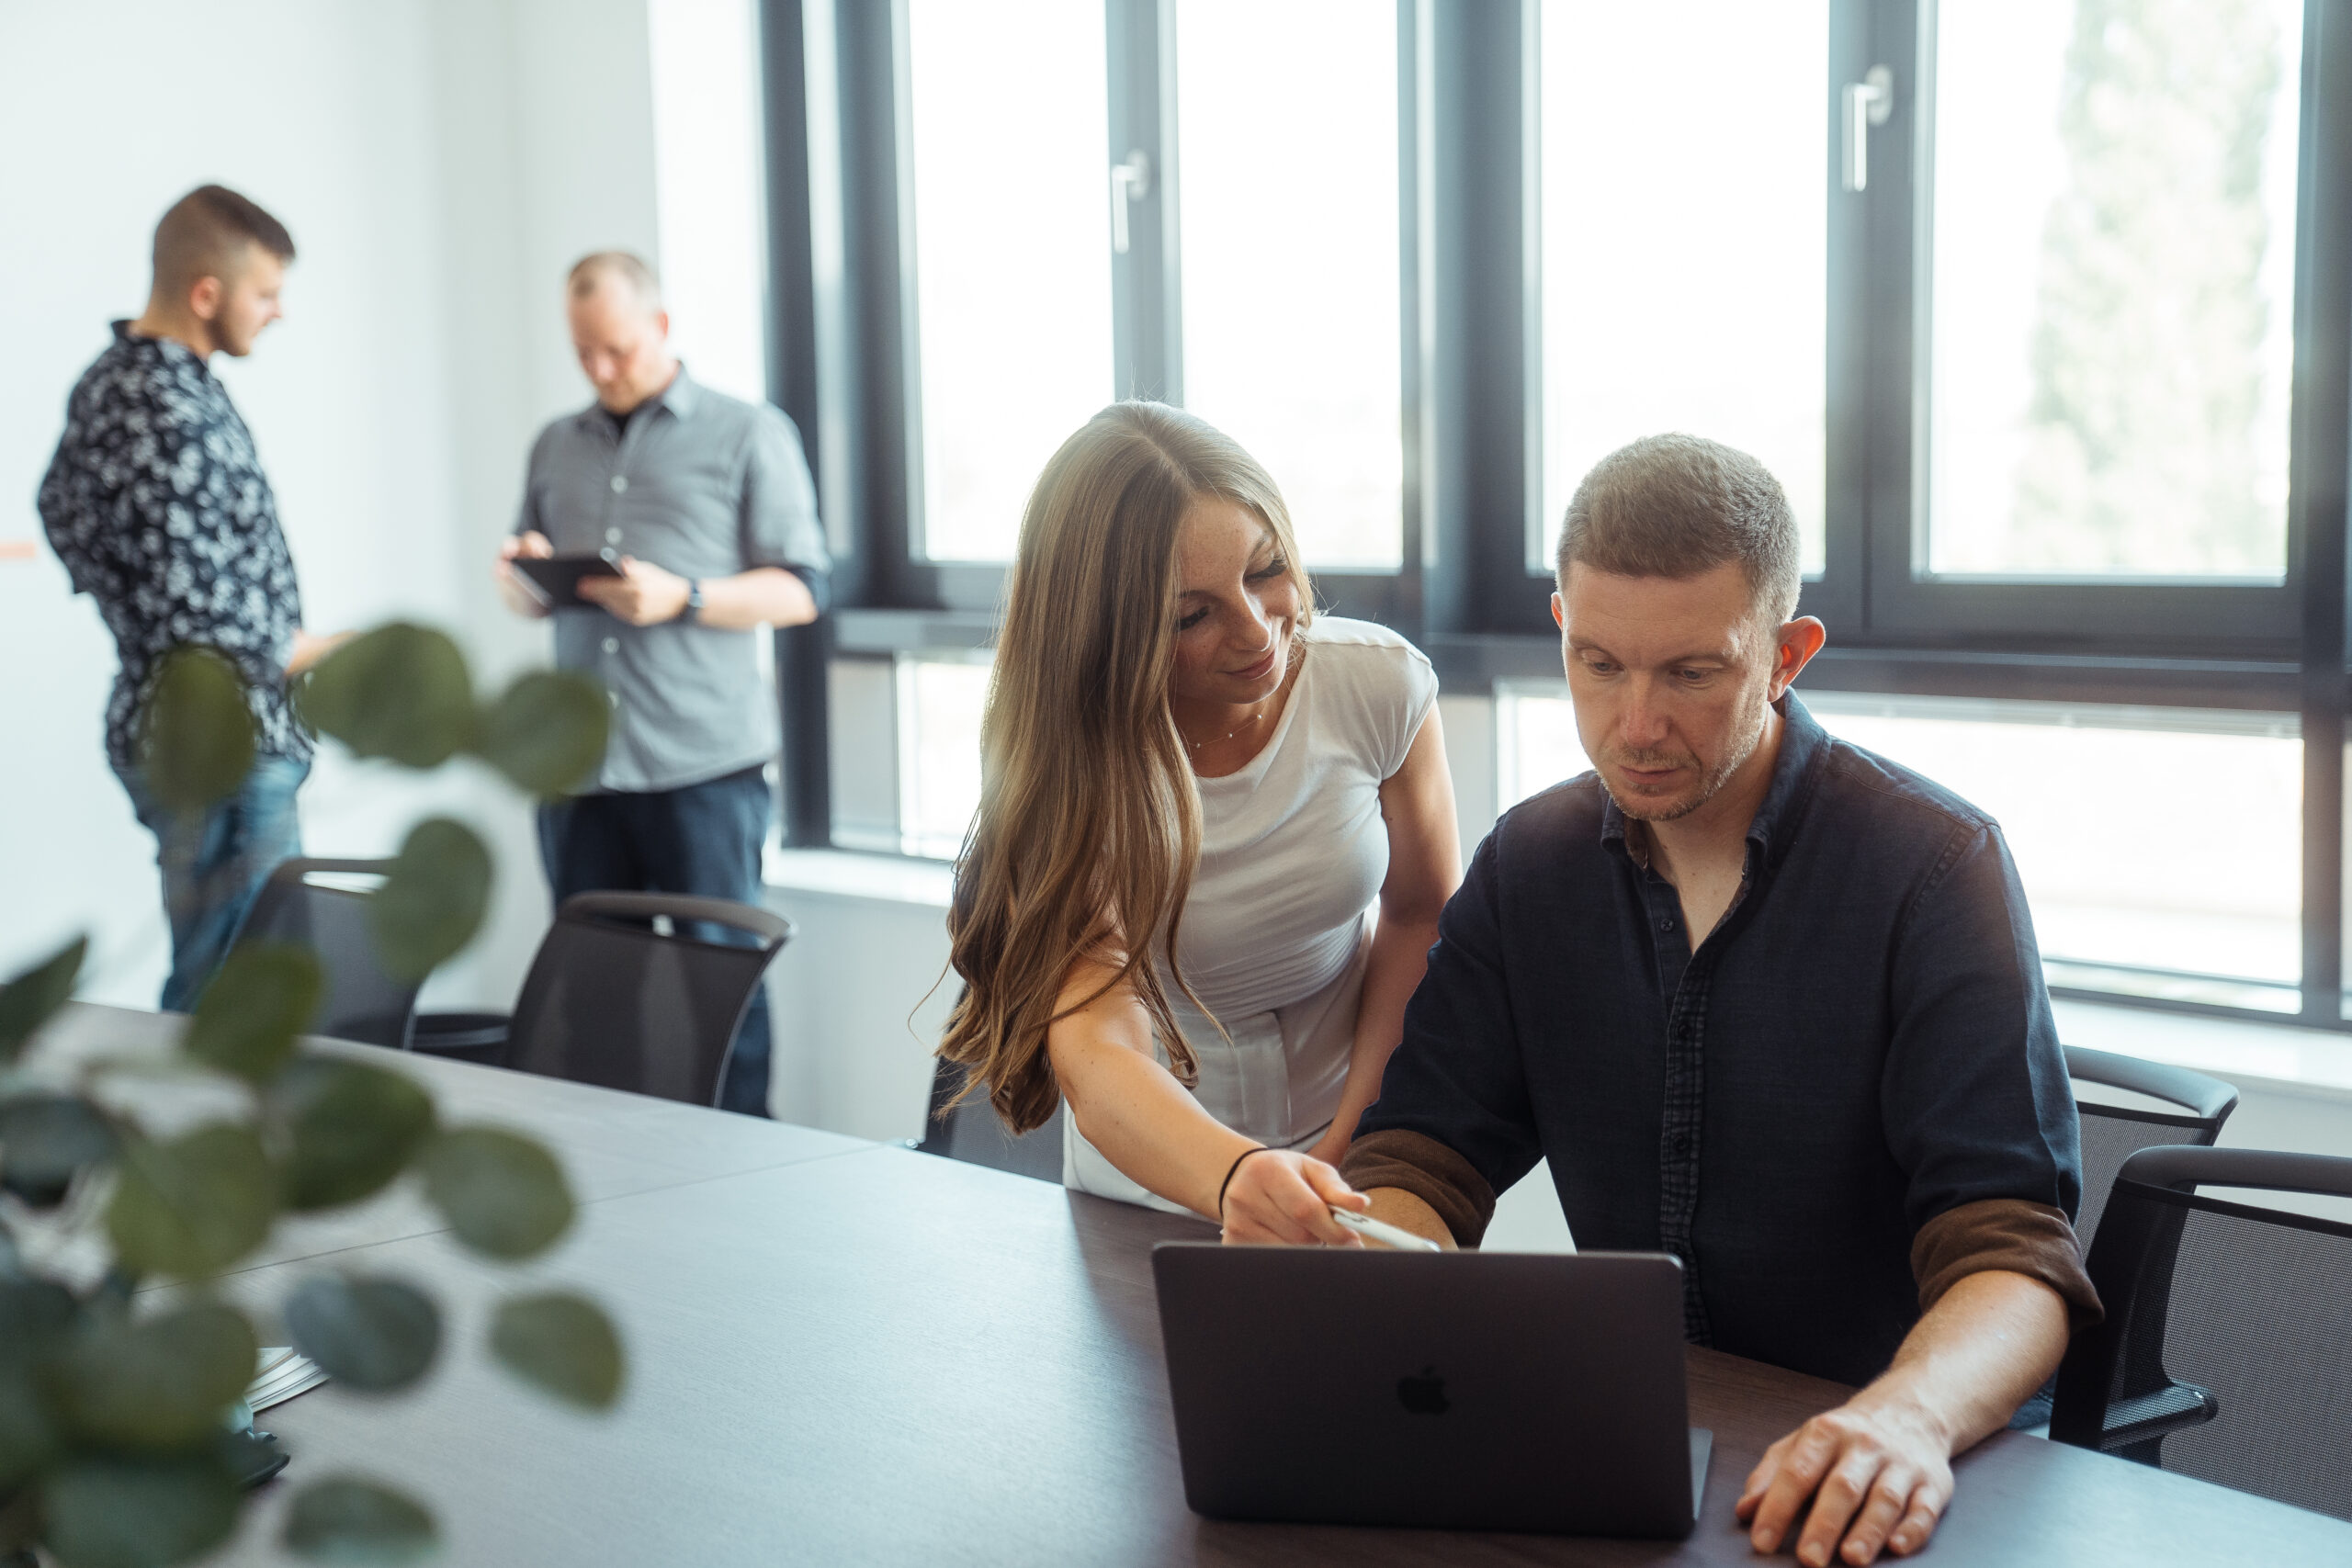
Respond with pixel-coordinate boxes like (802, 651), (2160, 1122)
(579, 555), (691, 626)
(1736, 1269), (2071, 1565)
(1736, 1390), (1952, 1564)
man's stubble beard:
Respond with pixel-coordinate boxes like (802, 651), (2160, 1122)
(1601, 676), (1774, 825)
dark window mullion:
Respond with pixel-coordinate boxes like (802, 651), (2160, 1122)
(1812, 0), (1878, 635)
(1107, 0), (1178, 403)
(2293, 0), (2352, 1021)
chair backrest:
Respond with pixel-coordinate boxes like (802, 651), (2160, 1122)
(914, 1058), (1066, 1182)
(2064, 1045), (2237, 1251)
(234, 858), (419, 1050)
(505, 892), (791, 1109)
(2052, 1145), (2352, 1522)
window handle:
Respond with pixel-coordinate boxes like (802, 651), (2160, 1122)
(1110, 150), (1152, 254)
(1842, 65), (1894, 192)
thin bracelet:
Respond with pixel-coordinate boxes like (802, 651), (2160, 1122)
(1216, 1145), (1272, 1222)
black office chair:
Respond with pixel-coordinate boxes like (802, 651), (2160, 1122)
(497, 892), (792, 1109)
(914, 1057), (1066, 1182)
(2051, 1145), (2352, 1522)
(2064, 1045), (2238, 1253)
(234, 858), (419, 1049)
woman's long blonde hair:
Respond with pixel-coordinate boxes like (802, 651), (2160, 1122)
(938, 402), (1313, 1134)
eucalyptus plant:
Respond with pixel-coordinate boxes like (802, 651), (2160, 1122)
(0, 625), (621, 1568)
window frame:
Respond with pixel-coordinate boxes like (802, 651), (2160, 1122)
(762, 0), (2352, 1032)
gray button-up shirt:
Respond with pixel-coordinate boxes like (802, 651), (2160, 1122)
(518, 370), (828, 793)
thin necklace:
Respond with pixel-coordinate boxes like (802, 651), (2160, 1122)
(1182, 704), (1267, 750)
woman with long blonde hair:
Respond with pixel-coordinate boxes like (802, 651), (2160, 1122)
(939, 403), (1461, 1242)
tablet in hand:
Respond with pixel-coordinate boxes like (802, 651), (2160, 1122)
(514, 551), (625, 609)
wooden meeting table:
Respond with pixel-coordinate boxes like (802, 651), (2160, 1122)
(43, 1005), (2349, 1565)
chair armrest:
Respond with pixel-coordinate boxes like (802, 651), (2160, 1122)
(2064, 1045), (2239, 1125)
(2098, 1381), (2220, 1452)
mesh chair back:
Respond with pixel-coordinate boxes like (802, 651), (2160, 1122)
(506, 893), (792, 1109)
(2064, 1046), (2237, 1251)
(2052, 1145), (2352, 1522)
(234, 858), (418, 1049)
(915, 1058), (1066, 1182)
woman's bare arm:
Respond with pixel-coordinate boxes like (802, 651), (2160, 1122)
(1047, 954), (1367, 1244)
(1310, 707), (1463, 1165)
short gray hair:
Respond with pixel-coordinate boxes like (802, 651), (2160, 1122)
(1555, 434), (1800, 625)
(567, 250), (662, 310)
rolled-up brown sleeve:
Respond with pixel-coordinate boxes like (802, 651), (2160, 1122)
(1340, 1129), (1497, 1247)
(1912, 1197), (2103, 1330)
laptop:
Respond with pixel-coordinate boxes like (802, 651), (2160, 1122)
(1151, 1245), (1710, 1538)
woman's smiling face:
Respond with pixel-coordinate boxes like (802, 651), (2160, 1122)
(1168, 496), (1300, 708)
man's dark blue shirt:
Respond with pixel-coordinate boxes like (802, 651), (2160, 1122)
(1345, 694), (2092, 1387)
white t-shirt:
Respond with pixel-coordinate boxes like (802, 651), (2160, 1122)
(1066, 615), (1441, 1207)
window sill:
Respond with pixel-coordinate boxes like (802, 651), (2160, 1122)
(2055, 998), (2352, 1105)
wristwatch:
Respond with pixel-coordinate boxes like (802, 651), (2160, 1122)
(682, 580), (705, 624)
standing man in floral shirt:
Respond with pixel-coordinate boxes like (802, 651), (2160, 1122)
(40, 186), (342, 1011)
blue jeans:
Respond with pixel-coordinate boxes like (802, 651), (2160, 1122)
(536, 766), (776, 1116)
(115, 752), (309, 1013)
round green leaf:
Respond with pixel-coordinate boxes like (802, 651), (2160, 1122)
(106, 1126), (277, 1278)
(0, 934), (86, 1066)
(185, 942), (321, 1083)
(420, 1128), (572, 1259)
(298, 623), (476, 768)
(0, 1095), (118, 1209)
(284, 1276), (440, 1393)
(48, 1303), (256, 1451)
(368, 818), (492, 985)
(272, 1057), (435, 1212)
(473, 671), (610, 796)
(283, 1475), (438, 1564)
(490, 1292), (623, 1409)
(40, 1451), (241, 1568)
(140, 648), (255, 814)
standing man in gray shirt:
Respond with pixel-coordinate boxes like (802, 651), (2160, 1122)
(496, 251), (829, 1116)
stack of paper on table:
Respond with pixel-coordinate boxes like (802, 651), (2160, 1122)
(248, 1348), (328, 1412)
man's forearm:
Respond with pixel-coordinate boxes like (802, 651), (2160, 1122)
(1363, 1188), (1456, 1249)
(1858, 1268), (2069, 1452)
(1737, 1267), (2071, 1566)
(696, 567), (817, 630)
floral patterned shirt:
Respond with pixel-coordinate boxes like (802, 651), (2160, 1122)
(38, 321), (310, 772)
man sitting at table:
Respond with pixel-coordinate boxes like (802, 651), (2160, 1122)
(1338, 434), (2099, 1568)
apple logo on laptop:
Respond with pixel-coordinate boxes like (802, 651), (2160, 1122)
(1396, 1366), (1449, 1415)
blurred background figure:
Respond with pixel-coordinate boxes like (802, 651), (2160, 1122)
(496, 252), (829, 1117)
(37, 185), (345, 1012)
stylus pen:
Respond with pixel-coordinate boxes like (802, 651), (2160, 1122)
(1329, 1204), (1442, 1253)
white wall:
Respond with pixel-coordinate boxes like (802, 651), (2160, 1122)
(0, 0), (660, 1010)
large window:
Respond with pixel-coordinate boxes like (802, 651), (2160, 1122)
(777, 0), (2352, 1032)
(1535, 1), (1829, 573)
(899, 0), (1407, 572)
(1925, 0), (2304, 579)
(1175, 0), (1405, 570)
(903, 0), (1112, 562)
